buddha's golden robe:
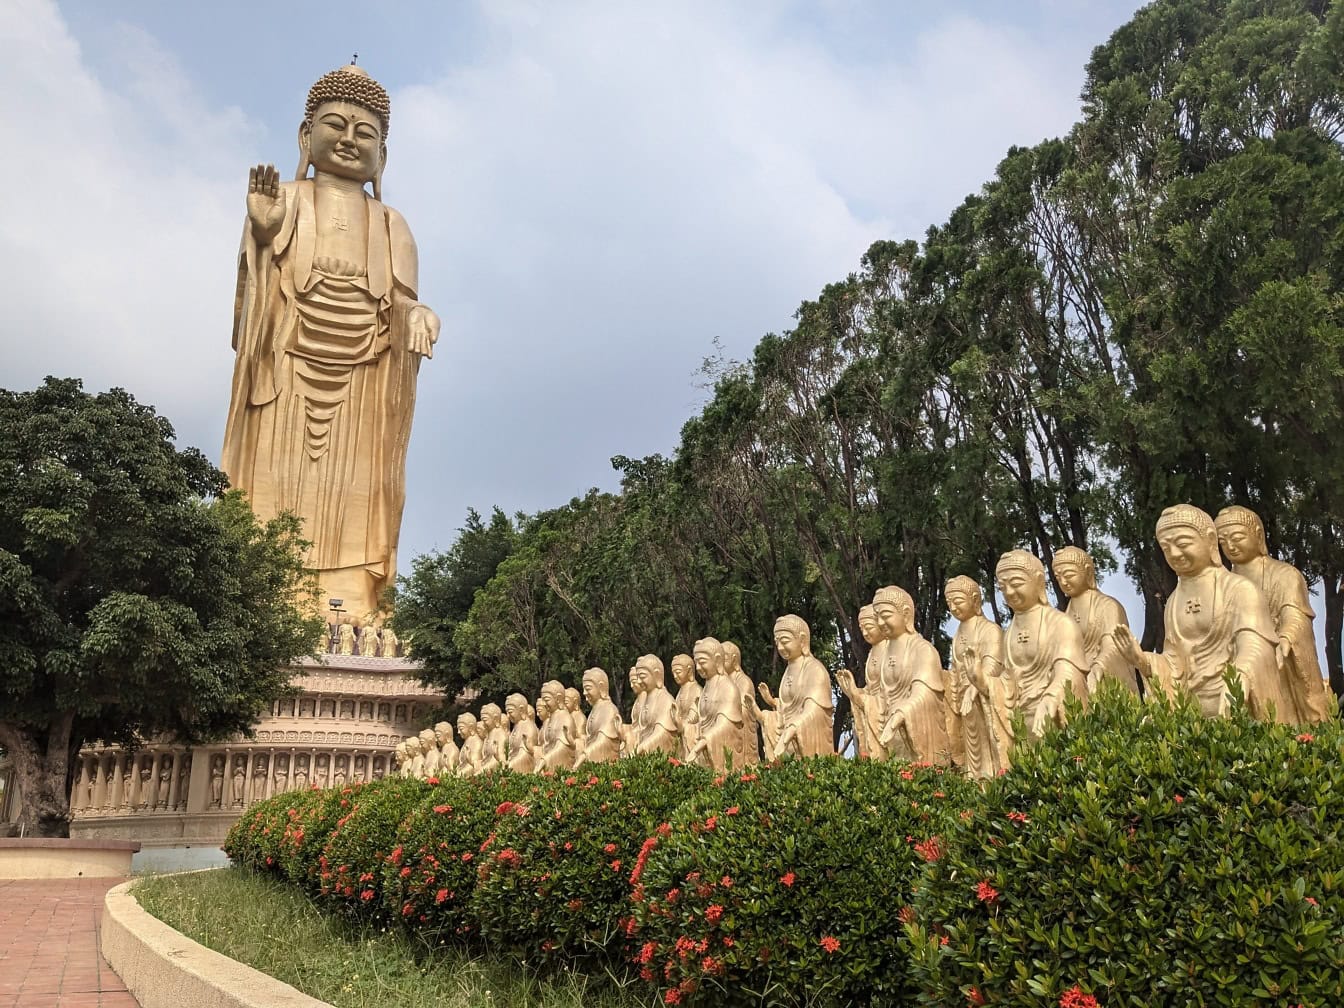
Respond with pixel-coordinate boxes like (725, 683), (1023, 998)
(675, 680), (702, 762)
(948, 614), (1007, 778)
(637, 688), (679, 755)
(777, 656), (834, 757)
(879, 633), (950, 764)
(223, 179), (421, 602)
(583, 699), (623, 764)
(1066, 589), (1139, 694)
(1003, 605), (1088, 737)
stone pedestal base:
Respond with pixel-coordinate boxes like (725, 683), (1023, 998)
(0, 838), (140, 879)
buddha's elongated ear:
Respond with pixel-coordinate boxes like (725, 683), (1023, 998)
(373, 140), (387, 200)
(294, 119), (312, 180)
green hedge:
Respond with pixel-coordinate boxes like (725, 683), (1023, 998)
(471, 754), (712, 967)
(628, 756), (978, 1007)
(907, 682), (1344, 1007)
(223, 687), (1343, 1006)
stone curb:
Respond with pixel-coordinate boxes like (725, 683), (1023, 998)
(101, 876), (332, 1008)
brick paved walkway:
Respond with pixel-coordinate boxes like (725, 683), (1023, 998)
(0, 878), (139, 1008)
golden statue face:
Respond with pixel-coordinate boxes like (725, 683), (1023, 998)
(873, 601), (909, 637)
(582, 673), (604, 704)
(304, 100), (383, 184)
(505, 696), (524, 721)
(1217, 526), (1262, 564)
(997, 570), (1043, 614)
(1158, 526), (1217, 576)
(456, 715), (474, 734)
(692, 646), (717, 677)
(944, 589), (977, 622)
(671, 658), (694, 684)
(857, 613), (881, 645)
(1051, 561), (1091, 598)
(773, 629), (802, 661)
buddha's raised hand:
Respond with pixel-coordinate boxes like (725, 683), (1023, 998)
(246, 164), (286, 243)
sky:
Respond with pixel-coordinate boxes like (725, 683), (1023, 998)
(2, 0), (1206, 641)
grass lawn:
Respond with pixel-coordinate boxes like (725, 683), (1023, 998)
(134, 868), (645, 1008)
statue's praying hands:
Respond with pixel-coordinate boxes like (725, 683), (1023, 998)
(247, 164), (286, 244)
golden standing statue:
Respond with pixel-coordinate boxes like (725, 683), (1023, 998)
(869, 587), (950, 764)
(996, 550), (1088, 739)
(1215, 506), (1332, 723)
(944, 576), (1009, 777)
(223, 65), (441, 619)
(1116, 505), (1285, 720)
(633, 655), (680, 755)
(750, 615), (833, 758)
(835, 605), (888, 759)
(1051, 547), (1139, 695)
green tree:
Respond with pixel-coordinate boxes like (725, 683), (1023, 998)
(0, 378), (321, 836)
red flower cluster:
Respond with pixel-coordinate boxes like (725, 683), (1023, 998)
(705, 904), (724, 924)
(819, 935), (841, 953)
(975, 880), (999, 905)
(1006, 810), (1029, 824)
(1060, 985), (1100, 1008)
(914, 836), (943, 863)
(780, 871), (797, 888)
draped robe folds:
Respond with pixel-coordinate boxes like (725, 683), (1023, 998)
(1233, 556), (1333, 723)
(878, 633), (951, 765)
(850, 642), (888, 760)
(1003, 605), (1089, 738)
(583, 699), (623, 764)
(508, 720), (539, 773)
(223, 179), (422, 610)
(675, 681), (702, 762)
(696, 675), (744, 770)
(729, 669), (761, 765)
(421, 747), (441, 779)
(1145, 567), (1286, 721)
(1067, 590), (1140, 695)
(949, 615), (1007, 778)
(457, 736), (483, 777)
(778, 656), (834, 757)
(439, 739), (459, 775)
(540, 711), (576, 771)
(482, 726), (508, 771)
(637, 688), (679, 755)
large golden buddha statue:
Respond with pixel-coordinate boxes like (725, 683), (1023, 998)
(1117, 505), (1286, 720)
(1215, 506), (1332, 723)
(222, 65), (440, 618)
(996, 549), (1088, 739)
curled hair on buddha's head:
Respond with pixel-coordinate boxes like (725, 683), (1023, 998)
(297, 64), (391, 197)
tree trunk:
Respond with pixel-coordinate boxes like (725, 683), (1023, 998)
(1324, 574), (1343, 707)
(0, 714), (75, 838)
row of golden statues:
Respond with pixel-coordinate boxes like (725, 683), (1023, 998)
(392, 505), (1332, 780)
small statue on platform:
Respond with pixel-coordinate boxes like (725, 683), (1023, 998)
(689, 638), (741, 770)
(633, 654), (680, 755)
(1216, 505), (1332, 723)
(1051, 546), (1139, 695)
(576, 668), (623, 767)
(869, 586), (950, 764)
(671, 653), (701, 762)
(380, 621), (399, 658)
(506, 693), (539, 773)
(156, 757), (172, 810)
(418, 728), (441, 778)
(996, 549), (1088, 739)
(456, 713), (482, 777)
(1116, 505), (1284, 721)
(137, 762), (153, 810)
(210, 756), (225, 808)
(836, 605), (888, 760)
(358, 618), (379, 657)
(231, 757), (247, 806)
(751, 615), (834, 757)
(293, 755), (310, 790)
(337, 616), (357, 656)
(273, 754), (290, 793)
(314, 754), (331, 789)
(252, 756), (270, 802)
(945, 576), (1009, 777)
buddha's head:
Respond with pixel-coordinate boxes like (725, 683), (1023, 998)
(693, 637), (725, 680)
(670, 653), (695, 686)
(1215, 505), (1269, 565)
(418, 728), (436, 750)
(636, 654), (665, 692)
(434, 721), (454, 746)
(541, 680), (566, 714)
(480, 703), (502, 729)
(535, 693), (551, 719)
(873, 586), (915, 638)
(565, 686), (581, 712)
(995, 550), (1050, 614)
(943, 577), (983, 623)
(773, 615), (811, 662)
(404, 736), (422, 757)
(857, 604), (882, 646)
(456, 712), (477, 739)
(1156, 505), (1220, 577)
(582, 668), (610, 706)
(1051, 547), (1097, 599)
(505, 693), (528, 724)
(722, 641), (743, 675)
(298, 65), (390, 195)
(628, 665), (641, 694)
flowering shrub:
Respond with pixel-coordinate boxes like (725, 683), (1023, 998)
(909, 682), (1344, 1007)
(224, 786), (330, 879)
(281, 781), (361, 891)
(629, 756), (978, 1007)
(316, 776), (432, 921)
(471, 754), (711, 967)
(380, 770), (537, 942)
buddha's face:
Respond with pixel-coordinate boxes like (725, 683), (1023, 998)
(671, 659), (694, 685)
(405, 737), (422, 756)
(419, 729), (436, 748)
(874, 601), (909, 637)
(434, 722), (453, 745)
(536, 695), (550, 718)
(582, 674), (603, 705)
(633, 665), (650, 693)
(944, 589), (978, 623)
(304, 100), (383, 184)
(1158, 526), (1217, 577)
(693, 646), (718, 679)
(542, 686), (563, 712)
(456, 715), (474, 737)
(773, 629), (803, 662)
(1217, 526), (1263, 565)
(997, 570), (1043, 614)
(858, 613), (881, 646)
(475, 721), (489, 739)
(628, 667), (640, 692)
(1052, 561), (1092, 599)
(505, 697), (524, 723)
(565, 690), (581, 712)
